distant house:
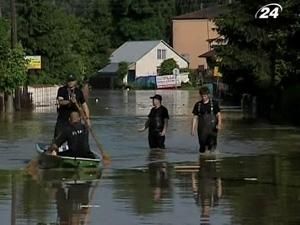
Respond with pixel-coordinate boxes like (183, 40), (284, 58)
(92, 40), (189, 89)
(172, 6), (226, 70)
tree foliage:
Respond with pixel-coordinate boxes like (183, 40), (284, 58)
(0, 19), (27, 94)
(17, 0), (88, 83)
(111, 0), (176, 46)
(0, 0), (222, 85)
(160, 58), (179, 75)
(214, 0), (300, 94)
(116, 61), (129, 87)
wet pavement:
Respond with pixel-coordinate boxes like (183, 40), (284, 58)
(0, 90), (300, 225)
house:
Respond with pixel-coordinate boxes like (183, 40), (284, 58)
(92, 40), (189, 89)
(172, 5), (226, 70)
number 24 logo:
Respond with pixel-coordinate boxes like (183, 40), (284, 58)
(255, 3), (283, 19)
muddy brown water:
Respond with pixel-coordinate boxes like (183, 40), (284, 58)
(0, 90), (299, 225)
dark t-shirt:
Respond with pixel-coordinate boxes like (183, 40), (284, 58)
(57, 86), (85, 121)
(192, 100), (220, 116)
(54, 122), (90, 157)
(148, 105), (169, 133)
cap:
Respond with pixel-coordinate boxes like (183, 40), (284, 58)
(150, 94), (162, 101)
(67, 74), (76, 82)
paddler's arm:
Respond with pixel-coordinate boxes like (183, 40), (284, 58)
(191, 115), (198, 136)
(79, 89), (91, 127)
(47, 144), (58, 155)
(57, 97), (71, 106)
(82, 102), (90, 120)
(48, 132), (67, 154)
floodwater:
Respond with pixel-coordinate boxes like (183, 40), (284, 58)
(0, 90), (300, 225)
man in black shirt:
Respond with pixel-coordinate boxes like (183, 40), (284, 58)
(191, 87), (222, 153)
(139, 94), (169, 149)
(54, 75), (91, 138)
(48, 111), (95, 158)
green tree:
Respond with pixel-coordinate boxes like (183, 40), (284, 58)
(116, 61), (128, 87)
(214, 0), (300, 94)
(0, 44), (27, 94)
(0, 18), (27, 112)
(111, 0), (176, 46)
(81, 0), (113, 75)
(160, 58), (179, 75)
(17, 0), (88, 84)
(214, 0), (300, 120)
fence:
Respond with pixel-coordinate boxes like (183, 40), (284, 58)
(27, 85), (59, 107)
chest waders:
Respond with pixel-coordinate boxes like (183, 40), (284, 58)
(197, 100), (218, 153)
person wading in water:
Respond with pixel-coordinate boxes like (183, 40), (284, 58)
(139, 94), (169, 149)
(191, 87), (222, 153)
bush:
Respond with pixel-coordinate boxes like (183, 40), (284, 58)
(160, 58), (179, 75)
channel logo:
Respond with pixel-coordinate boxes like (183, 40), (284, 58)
(255, 3), (283, 19)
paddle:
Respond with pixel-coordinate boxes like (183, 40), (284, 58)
(74, 102), (111, 163)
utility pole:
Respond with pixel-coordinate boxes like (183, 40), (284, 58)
(11, 0), (17, 49)
(0, 0), (3, 112)
(11, 0), (22, 111)
(0, 0), (2, 18)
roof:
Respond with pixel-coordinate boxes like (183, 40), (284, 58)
(110, 41), (161, 63)
(173, 5), (226, 20)
(98, 63), (119, 74)
(199, 49), (215, 58)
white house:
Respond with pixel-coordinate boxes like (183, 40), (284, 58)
(97, 40), (189, 87)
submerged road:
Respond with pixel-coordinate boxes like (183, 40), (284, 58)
(0, 90), (299, 225)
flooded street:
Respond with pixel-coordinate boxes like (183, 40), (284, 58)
(0, 90), (300, 225)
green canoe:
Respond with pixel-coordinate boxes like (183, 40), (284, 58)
(36, 143), (102, 169)
(37, 168), (102, 183)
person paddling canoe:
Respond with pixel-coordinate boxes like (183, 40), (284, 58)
(48, 111), (95, 158)
(54, 74), (91, 139)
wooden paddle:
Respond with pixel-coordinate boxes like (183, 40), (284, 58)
(74, 102), (111, 163)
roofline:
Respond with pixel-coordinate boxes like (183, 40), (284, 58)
(198, 49), (215, 58)
(98, 62), (136, 73)
(129, 40), (161, 63)
(110, 40), (161, 64)
(110, 40), (189, 66)
(159, 40), (189, 65)
(173, 17), (212, 20)
(135, 40), (189, 65)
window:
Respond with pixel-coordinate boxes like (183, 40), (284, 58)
(162, 49), (166, 59)
(157, 49), (167, 60)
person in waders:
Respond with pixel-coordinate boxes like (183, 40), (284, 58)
(139, 94), (169, 149)
(191, 87), (222, 153)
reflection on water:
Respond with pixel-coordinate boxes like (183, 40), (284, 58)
(54, 177), (98, 225)
(147, 149), (171, 203)
(0, 90), (300, 225)
(5, 170), (101, 225)
(193, 157), (222, 225)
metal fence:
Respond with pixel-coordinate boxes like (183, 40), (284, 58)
(27, 85), (59, 107)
